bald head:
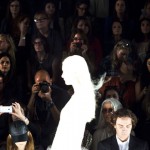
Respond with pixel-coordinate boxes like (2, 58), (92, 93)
(34, 70), (52, 84)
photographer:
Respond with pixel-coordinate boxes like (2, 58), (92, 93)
(27, 69), (70, 149)
(68, 30), (96, 76)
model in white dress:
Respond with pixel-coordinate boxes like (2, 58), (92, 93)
(51, 55), (96, 150)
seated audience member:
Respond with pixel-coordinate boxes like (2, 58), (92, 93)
(0, 0), (24, 36)
(0, 53), (19, 99)
(98, 39), (133, 76)
(91, 98), (123, 150)
(103, 86), (120, 100)
(140, 1), (150, 20)
(27, 69), (70, 149)
(33, 11), (63, 59)
(66, 29), (96, 76)
(132, 18), (150, 63)
(7, 120), (34, 150)
(97, 108), (149, 150)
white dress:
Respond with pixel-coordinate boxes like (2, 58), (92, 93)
(51, 93), (94, 150)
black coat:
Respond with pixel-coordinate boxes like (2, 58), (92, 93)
(97, 135), (149, 150)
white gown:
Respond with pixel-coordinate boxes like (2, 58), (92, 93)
(51, 93), (93, 150)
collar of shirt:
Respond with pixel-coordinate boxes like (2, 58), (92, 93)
(116, 135), (130, 150)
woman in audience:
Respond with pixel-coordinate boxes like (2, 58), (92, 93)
(0, 0), (24, 43)
(132, 17), (150, 62)
(91, 98), (123, 150)
(0, 53), (15, 85)
(66, 29), (96, 76)
(140, 1), (150, 19)
(98, 39), (133, 76)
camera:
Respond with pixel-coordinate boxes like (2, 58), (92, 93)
(75, 42), (82, 49)
(0, 106), (12, 113)
(39, 81), (50, 93)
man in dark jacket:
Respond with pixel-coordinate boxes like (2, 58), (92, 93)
(97, 108), (149, 150)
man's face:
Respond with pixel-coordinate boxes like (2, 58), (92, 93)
(114, 117), (132, 141)
(34, 15), (49, 30)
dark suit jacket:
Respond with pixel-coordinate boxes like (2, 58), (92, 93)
(97, 135), (149, 150)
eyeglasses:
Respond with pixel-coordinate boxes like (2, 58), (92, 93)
(102, 108), (113, 114)
(34, 18), (47, 23)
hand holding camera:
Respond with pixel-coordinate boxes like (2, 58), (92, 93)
(11, 102), (24, 120)
(32, 81), (52, 102)
(70, 41), (83, 53)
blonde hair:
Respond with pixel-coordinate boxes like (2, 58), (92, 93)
(0, 34), (16, 66)
(7, 131), (34, 150)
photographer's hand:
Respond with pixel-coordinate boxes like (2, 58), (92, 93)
(69, 42), (79, 54)
(32, 83), (40, 94)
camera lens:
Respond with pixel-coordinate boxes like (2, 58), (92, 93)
(39, 82), (50, 93)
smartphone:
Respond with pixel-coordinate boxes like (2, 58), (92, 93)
(0, 106), (12, 113)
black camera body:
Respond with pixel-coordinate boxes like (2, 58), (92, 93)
(39, 81), (50, 93)
(75, 42), (82, 49)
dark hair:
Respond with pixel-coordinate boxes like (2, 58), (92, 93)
(34, 10), (49, 20)
(0, 52), (13, 77)
(140, 53), (150, 88)
(72, 16), (92, 36)
(32, 35), (50, 53)
(135, 17), (150, 42)
(70, 29), (88, 45)
(6, 0), (22, 19)
(9, 120), (28, 143)
(111, 108), (138, 129)
(103, 86), (120, 99)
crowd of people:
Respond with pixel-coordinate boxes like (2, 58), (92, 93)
(0, 0), (150, 149)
